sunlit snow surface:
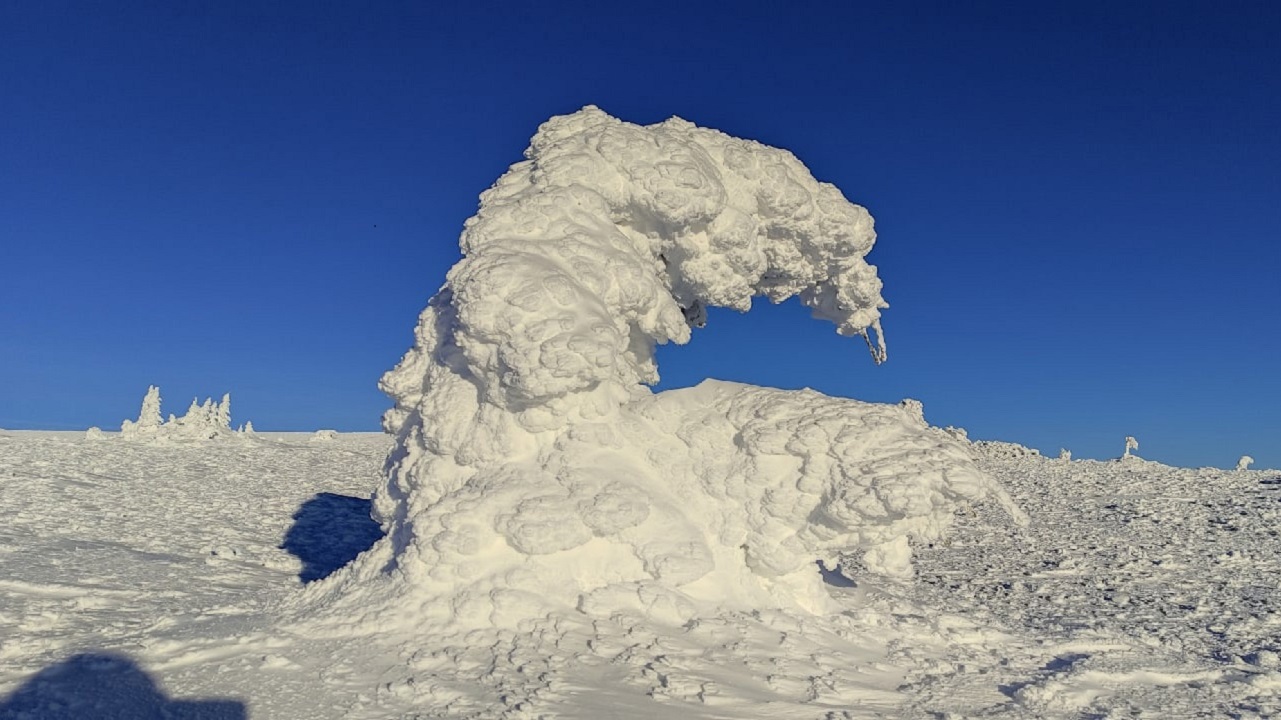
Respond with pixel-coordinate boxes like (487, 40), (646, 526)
(2, 431), (1279, 718)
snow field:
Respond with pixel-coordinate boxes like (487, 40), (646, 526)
(2, 432), (1279, 717)
(897, 454), (1281, 717)
(0, 431), (387, 718)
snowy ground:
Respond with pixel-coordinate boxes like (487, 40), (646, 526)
(1, 430), (1278, 719)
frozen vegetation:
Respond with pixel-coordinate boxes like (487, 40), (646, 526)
(2, 109), (1278, 718)
(113, 385), (251, 441)
(296, 106), (1021, 639)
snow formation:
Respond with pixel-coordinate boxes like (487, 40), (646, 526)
(119, 386), (244, 441)
(301, 107), (1020, 631)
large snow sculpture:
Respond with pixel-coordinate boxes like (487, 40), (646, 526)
(302, 107), (1021, 629)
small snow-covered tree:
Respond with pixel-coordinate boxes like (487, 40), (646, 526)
(138, 386), (162, 429)
(118, 387), (245, 441)
(1123, 436), (1139, 458)
(171, 397), (223, 439)
(1059, 448), (1071, 462)
(214, 394), (231, 430)
(1236, 455), (1254, 471)
(121, 385), (164, 437)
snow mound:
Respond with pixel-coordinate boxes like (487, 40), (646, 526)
(298, 107), (1020, 632)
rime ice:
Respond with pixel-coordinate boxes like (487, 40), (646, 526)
(299, 107), (1019, 631)
(118, 386), (246, 441)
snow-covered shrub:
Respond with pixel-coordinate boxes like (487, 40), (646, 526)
(85, 426), (105, 440)
(1237, 456), (1254, 471)
(311, 429), (339, 442)
(1123, 436), (1139, 459)
(1059, 448), (1072, 462)
(297, 107), (1023, 631)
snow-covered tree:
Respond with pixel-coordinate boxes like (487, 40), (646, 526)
(1123, 436), (1139, 458)
(1236, 455), (1254, 471)
(117, 386), (245, 441)
(172, 397), (224, 439)
(215, 394), (231, 430)
(296, 107), (1025, 631)
(138, 386), (162, 428)
(121, 385), (164, 437)
(1059, 448), (1072, 462)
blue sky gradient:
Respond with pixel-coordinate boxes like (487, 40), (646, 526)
(3, 1), (1278, 468)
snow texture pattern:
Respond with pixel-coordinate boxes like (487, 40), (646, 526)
(299, 107), (1019, 631)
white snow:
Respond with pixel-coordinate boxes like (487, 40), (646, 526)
(3, 108), (1277, 718)
(295, 107), (1017, 640)
(2, 432), (1278, 718)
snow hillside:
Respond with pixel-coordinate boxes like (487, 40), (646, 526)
(1, 432), (1279, 718)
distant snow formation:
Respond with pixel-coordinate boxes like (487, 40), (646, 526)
(1237, 455), (1254, 471)
(971, 440), (1043, 461)
(119, 386), (248, 441)
(297, 107), (1023, 633)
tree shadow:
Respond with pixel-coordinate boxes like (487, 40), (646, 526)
(280, 492), (384, 583)
(0, 652), (244, 719)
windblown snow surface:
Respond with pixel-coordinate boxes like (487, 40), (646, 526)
(3, 108), (1279, 718)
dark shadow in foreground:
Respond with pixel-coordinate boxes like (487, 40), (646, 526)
(0, 652), (245, 719)
(280, 492), (385, 583)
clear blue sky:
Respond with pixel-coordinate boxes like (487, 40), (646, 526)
(3, 1), (1278, 469)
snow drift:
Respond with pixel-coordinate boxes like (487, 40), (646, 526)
(299, 107), (1020, 631)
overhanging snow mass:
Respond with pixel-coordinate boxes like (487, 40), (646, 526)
(298, 107), (1017, 631)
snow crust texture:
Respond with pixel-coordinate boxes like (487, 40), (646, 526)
(301, 108), (1014, 630)
(3, 433), (1278, 719)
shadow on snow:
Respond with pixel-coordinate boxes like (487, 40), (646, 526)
(280, 492), (384, 583)
(0, 652), (245, 719)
